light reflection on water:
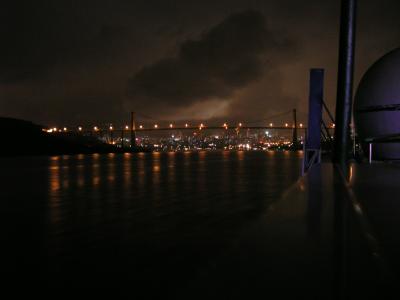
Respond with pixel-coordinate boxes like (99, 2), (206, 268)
(2, 151), (302, 289)
(44, 151), (303, 228)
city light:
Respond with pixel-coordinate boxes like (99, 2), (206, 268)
(122, 126), (297, 151)
(53, 127), (57, 132)
(332, 123), (336, 128)
(61, 118), (306, 151)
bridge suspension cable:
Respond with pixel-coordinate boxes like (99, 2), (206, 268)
(133, 109), (294, 126)
(244, 110), (293, 125)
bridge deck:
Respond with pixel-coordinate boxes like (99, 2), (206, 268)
(56, 126), (310, 134)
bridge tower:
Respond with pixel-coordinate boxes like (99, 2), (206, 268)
(292, 109), (298, 148)
(130, 111), (136, 149)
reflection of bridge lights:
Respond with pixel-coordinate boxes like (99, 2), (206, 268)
(169, 124), (173, 128)
(154, 124), (158, 128)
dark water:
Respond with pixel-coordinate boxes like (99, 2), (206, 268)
(1, 151), (301, 292)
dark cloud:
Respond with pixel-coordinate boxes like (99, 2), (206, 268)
(127, 10), (295, 113)
(1, 1), (400, 126)
(0, 0), (130, 83)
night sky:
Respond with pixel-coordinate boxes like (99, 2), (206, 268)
(1, 0), (399, 127)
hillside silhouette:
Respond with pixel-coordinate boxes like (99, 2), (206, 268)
(0, 117), (118, 156)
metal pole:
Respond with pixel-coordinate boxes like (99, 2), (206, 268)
(333, 0), (357, 164)
(352, 123), (356, 157)
(369, 143), (372, 164)
(130, 112), (136, 149)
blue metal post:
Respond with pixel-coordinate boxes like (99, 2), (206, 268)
(302, 69), (324, 174)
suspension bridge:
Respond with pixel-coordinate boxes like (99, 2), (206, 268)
(45, 109), (335, 149)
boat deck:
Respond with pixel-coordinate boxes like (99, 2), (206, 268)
(177, 162), (400, 299)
